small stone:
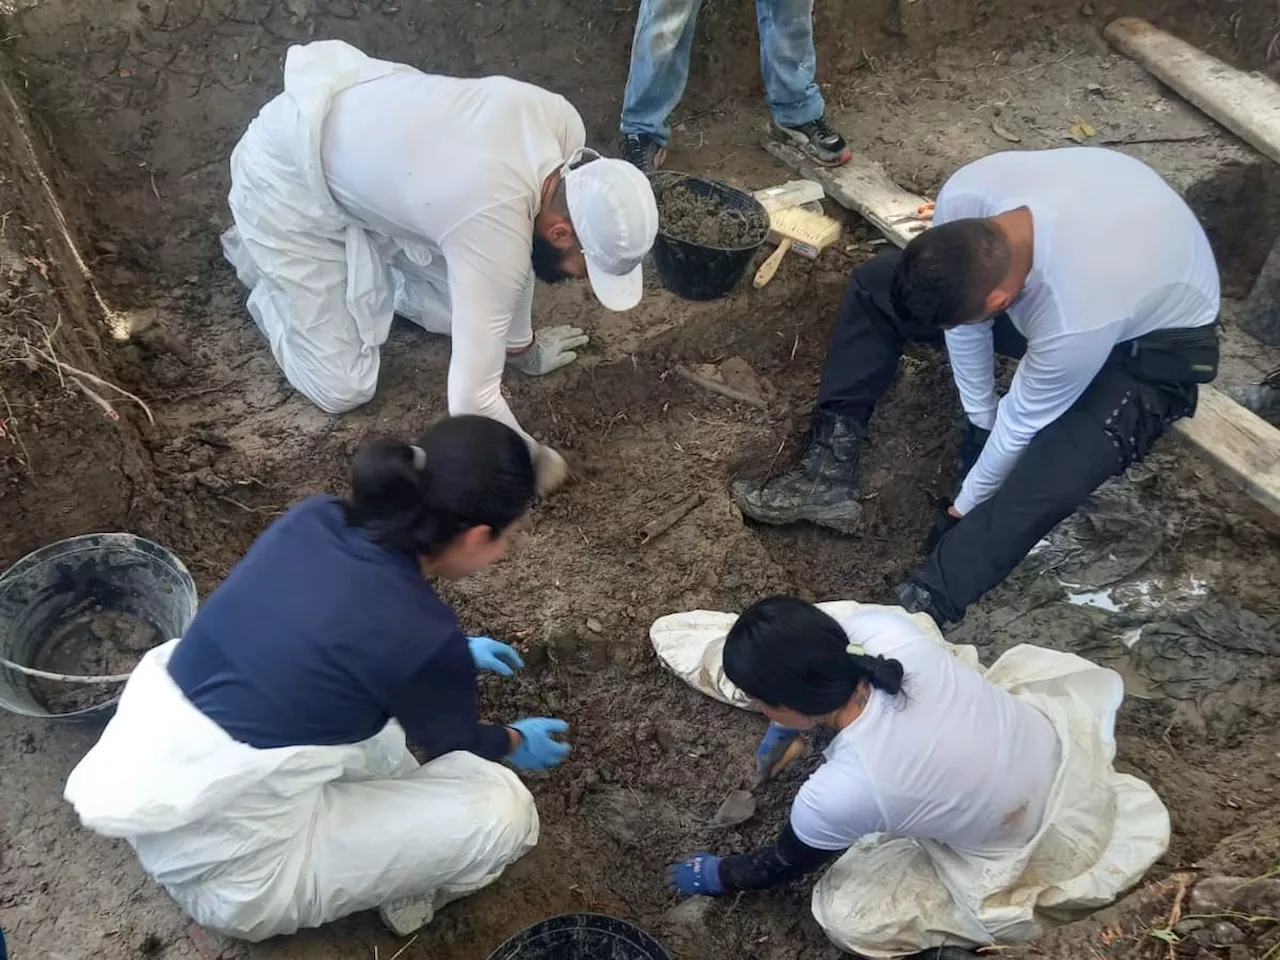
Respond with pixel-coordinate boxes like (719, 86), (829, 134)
(661, 895), (713, 932)
(1173, 918), (1205, 935)
(1212, 922), (1246, 945)
(1080, 1), (1095, 14)
(654, 726), (674, 750)
(585, 618), (604, 634)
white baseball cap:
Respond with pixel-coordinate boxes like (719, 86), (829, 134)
(564, 149), (659, 312)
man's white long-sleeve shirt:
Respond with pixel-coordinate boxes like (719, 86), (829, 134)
(936, 148), (1219, 515)
(319, 71), (586, 444)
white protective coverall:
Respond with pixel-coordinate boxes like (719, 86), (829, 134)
(650, 602), (1170, 958)
(63, 642), (539, 941)
(221, 39), (584, 437)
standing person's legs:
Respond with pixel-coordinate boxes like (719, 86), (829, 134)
(905, 367), (1196, 623)
(757, 0), (850, 165)
(620, 0), (704, 147)
(755, 0), (823, 129)
(733, 251), (932, 533)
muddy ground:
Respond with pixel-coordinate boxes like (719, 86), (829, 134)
(1, 0), (1280, 957)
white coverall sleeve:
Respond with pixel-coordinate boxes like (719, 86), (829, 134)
(439, 207), (538, 446)
(953, 328), (1115, 515)
(931, 185), (1001, 431)
(944, 321), (999, 430)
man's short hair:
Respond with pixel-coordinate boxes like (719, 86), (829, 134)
(889, 218), (1011, 332)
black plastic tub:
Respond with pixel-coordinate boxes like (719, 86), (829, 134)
(649, 171), (769, 300)
(487, 914), (670, 960)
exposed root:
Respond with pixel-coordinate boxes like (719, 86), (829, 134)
(28, 343), (154, 423)
(0, 376), (32, 473)
(674, 364), (770, 410)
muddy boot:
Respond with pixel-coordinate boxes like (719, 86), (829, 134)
(892, 579), (967, 627)
(1228, 367), (1280, 426)
(732, 413), (865, 534)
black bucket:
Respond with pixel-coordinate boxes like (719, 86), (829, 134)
(650, 171), (769, 300)
(487, 914), (670, 960)
(0, 533), (198, 722)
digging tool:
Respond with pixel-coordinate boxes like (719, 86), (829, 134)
(708, 737), (805, 829)
(752, 205), (841, 289)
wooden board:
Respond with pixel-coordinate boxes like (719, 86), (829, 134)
(1104, 16), (1280, 167)
(762, 140), (930, 248)
(764, 139), (1280, 517)
(1171, 382), (1280, 516)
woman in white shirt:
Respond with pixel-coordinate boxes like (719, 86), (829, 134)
(654, 598), (1170, 959)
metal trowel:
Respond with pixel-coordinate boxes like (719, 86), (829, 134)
(709, 737), (804, 829)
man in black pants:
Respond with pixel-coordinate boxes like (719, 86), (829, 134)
(733, 147), (1221, 625)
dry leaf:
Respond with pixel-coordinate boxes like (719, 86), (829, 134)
(991, 118), (1022, 143)
(1069, 115), (1097, 140)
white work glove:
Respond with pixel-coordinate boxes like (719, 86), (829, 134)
(507, 326), (589, 376)
(534, 445), (569, 497)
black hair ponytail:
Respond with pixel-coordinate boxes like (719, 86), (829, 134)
(723, 596), (906, 716)
(343, 415), (535, 557)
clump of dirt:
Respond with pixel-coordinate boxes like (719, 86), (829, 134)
(657, 182), (765, 248)
(31, 611), (158, 714)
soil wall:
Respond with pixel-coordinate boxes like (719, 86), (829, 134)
(0, 62), (153, 564)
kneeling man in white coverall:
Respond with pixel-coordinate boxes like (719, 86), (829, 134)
(222, 39), (659, 493)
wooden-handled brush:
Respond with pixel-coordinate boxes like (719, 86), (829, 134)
(752, 205), (841, 289)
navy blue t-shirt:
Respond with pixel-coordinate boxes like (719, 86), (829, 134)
(167, 496), (510, 761)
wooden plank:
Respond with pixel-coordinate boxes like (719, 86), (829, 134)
(764, 139), (1280, 517)
(1171, 383), (1280, 516)
(1104, 16), (1280, 166)
(762, 139), (931, 248)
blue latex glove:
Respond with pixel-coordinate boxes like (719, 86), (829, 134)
(507, 717), (571, 770)
(667, 852), (723, 897)
(468, 636), (525, 677)
(755, 722), (801, 780)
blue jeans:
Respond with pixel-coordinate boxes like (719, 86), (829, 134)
(620, 0), (824, 144)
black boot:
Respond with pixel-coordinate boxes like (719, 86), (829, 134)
(732, 413), (865, 535)
(892, 581), (946, 626)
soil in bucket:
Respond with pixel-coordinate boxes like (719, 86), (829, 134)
(658, 182), (761, 248)
(30, 608), (159, 713)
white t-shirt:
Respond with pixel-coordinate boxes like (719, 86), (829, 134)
(936, 148), (1220, 515)
(319, 72), (586, 443)
(789, 607), (1061, 855)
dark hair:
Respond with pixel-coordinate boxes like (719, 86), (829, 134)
(343, 415), (535, 557)
(889, 218), (1011, 333)
(531, 233), (570, 284)
(723, 597), (905, 716)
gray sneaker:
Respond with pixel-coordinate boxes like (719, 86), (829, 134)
(770, 116), (852, 166)
(732, 413), (865, 535)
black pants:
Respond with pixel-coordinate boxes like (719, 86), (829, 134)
(817, 250), (1202, 622)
